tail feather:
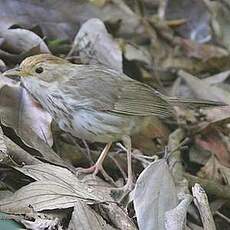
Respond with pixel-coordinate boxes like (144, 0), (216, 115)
(167, 97), (226, 108)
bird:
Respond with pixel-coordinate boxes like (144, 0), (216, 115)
(3, 54), (223, 191)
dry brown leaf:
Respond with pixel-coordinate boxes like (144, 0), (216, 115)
(0, 125), (7, 162)
(195, 130), (230, 167)
(132, 117), (170, 154)
(68, 200), (115, 230)
(0, 28), (50, 64)
(178, 70), (230, 103)
(198, 156), (230, 185)
(0, 163), (113, 214)
(205, 0), (230, 51)
(0, 28), (49, 54)
(180, 38), (228, 61)
(0, 77), (53, 146)
(69, 18), (122, 72)
(0, 75), (73, 170)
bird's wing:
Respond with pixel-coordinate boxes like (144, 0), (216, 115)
(113, 81), (175, 118)
(60, 66), (175, 119)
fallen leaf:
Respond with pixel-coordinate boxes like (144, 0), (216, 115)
(133, 159), (177, 230)
(195, 130), (230, 167)
(15, 163), (113, 201)
(0, 28), (49, 54)
(21, 217), (61, 230)
(0, 163), (113, 214)
(178, 70), (230, 103)
(0, 126), (7, 162)
(180, 38), (228, 61)
(68, 200), (115, 230)
(198, 156), (230, 185)
(0, 76), (68, 169)
(205, 1), (230, 51)
(165, 194), (193, 230)
(68, 18), (122, 72)
(123, 43), (152, 65)
(166, 0), (211, 43)
(98, 203), (137, 230)
(0, 78), (53, 146)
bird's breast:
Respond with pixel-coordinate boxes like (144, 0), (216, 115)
(59, 109), (149, 143)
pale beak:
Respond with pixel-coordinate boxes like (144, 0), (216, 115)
(3, 68), (21, 77)
(3, 68), (22, 81)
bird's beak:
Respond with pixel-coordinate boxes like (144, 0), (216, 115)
(3, 67), (24, 81)
(3, 68), (21, 78)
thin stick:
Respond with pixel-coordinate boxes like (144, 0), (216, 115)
(192, 183), (216, 230)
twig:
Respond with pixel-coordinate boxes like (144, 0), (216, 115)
(185, 173), (230, 200)
(192, 183), (216, 230)
(168, 128), (190, 195)
(215, 211), (230, 224)
(168, 129), (186, 181)
(108, 154), (127, 181)
(99, 167), (117, 186)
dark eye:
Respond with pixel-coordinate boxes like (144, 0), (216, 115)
(35, 67), (44, 74)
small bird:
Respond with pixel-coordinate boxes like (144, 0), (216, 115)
(3, 54), (223, 191)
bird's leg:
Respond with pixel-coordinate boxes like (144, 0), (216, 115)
(93, 141), (112, 175)
(77, 142), (112, 175)
(82, 139), (94, 165)
(121, 135), (133, 191)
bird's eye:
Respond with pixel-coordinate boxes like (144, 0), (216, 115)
(35, 67), (44, 74)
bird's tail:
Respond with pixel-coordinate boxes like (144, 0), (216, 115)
(167, 97), (226, 109)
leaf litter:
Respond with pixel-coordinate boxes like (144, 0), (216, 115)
(0, 0), (230, 229)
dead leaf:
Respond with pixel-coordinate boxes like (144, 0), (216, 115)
(0, 28), (49, 54)
(205, 1), (230, 51)
(202, 70), (230, 85)
(178, 70), (230, 103)
(165, 194), (193, 230)
(0, 163), (113, 214)
(195, 130), (230, 167)
(0, 78), (53, 146)
(98, 203), (137, 230)
(132, 117), (170, 154)
(0, 181), (94, 214)
(68, 18), (122, 72)
(133, 159), (177, 230)
(0, 1), (141, 40)
(0, 28), (50, 64)
(0, 77), (72, 169)
(68, 200), (115, 230)
(180, 38), (228, 61)
(4, 135), (41, 165)
(123, 43), (152, 65)
(166, 0), (211, 43)
(199, 106), (230, 129)
(198, 156), (230, 185)
(0, 126), (7, 162)
(15, 163), (113, 201)
(21, 217), (62, 230)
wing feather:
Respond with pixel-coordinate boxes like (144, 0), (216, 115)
(60, 65), (175, 119)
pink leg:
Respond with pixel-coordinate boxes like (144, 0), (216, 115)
(121, 136), (133, 191)
(77, 142), (112, 175)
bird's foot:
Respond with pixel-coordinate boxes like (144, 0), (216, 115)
(76, 164), (100, 176)
(115, 177), (134, 192)
(110, 178), (134, 202)
(76, 164), (117, 186)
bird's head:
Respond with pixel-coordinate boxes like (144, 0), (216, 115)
(3, 54), (69, 82)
